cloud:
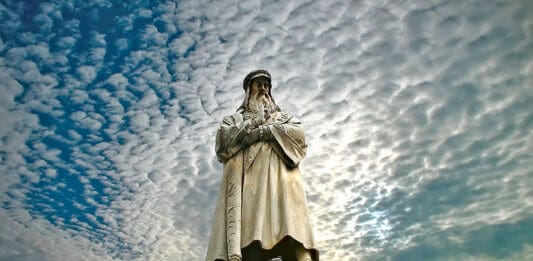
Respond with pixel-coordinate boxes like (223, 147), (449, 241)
(1, 0), (532, 260)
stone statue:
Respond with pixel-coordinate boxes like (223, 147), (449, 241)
(206, 70), (319, 261)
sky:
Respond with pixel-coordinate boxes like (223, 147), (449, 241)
(0, 0), (532, 260)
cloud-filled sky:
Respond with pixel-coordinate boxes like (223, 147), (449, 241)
(1, 0), (532, 260)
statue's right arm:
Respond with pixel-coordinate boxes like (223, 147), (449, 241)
(215, 115), (247, 163)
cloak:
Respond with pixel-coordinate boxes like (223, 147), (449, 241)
(206, 110), (318, 260)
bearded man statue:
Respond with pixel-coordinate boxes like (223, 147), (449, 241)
(206, 70), (319, 261)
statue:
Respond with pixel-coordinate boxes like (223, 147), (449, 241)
(206, 70), (319, 261)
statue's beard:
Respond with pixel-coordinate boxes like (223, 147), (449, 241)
(247, 93), (276, 116)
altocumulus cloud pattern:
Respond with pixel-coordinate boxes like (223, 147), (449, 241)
(1, 0), (532, 260)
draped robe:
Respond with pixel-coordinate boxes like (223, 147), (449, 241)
(206, 110), (318, 261)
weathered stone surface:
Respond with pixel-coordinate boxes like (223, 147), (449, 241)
(206, 70), (319, 261)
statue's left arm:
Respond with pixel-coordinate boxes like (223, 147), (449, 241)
(263, 115), (307, 168)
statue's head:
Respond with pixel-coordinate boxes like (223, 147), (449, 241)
(238, 70), (281, 113)
(243, 69), (271, 91)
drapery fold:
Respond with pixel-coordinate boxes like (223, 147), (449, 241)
(206, 111), (318, 261)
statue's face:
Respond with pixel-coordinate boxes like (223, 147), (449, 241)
(250, 77), (270, 97)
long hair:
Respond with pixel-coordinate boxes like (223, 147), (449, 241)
(238, 70), (281, 112)
(237, 82), (281, 113)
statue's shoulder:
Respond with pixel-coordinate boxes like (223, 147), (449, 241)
(221, 113), (244, 126)
(277, 111), (301, 124)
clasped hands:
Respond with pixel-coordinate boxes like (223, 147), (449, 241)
(238, 118), (273, 147)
